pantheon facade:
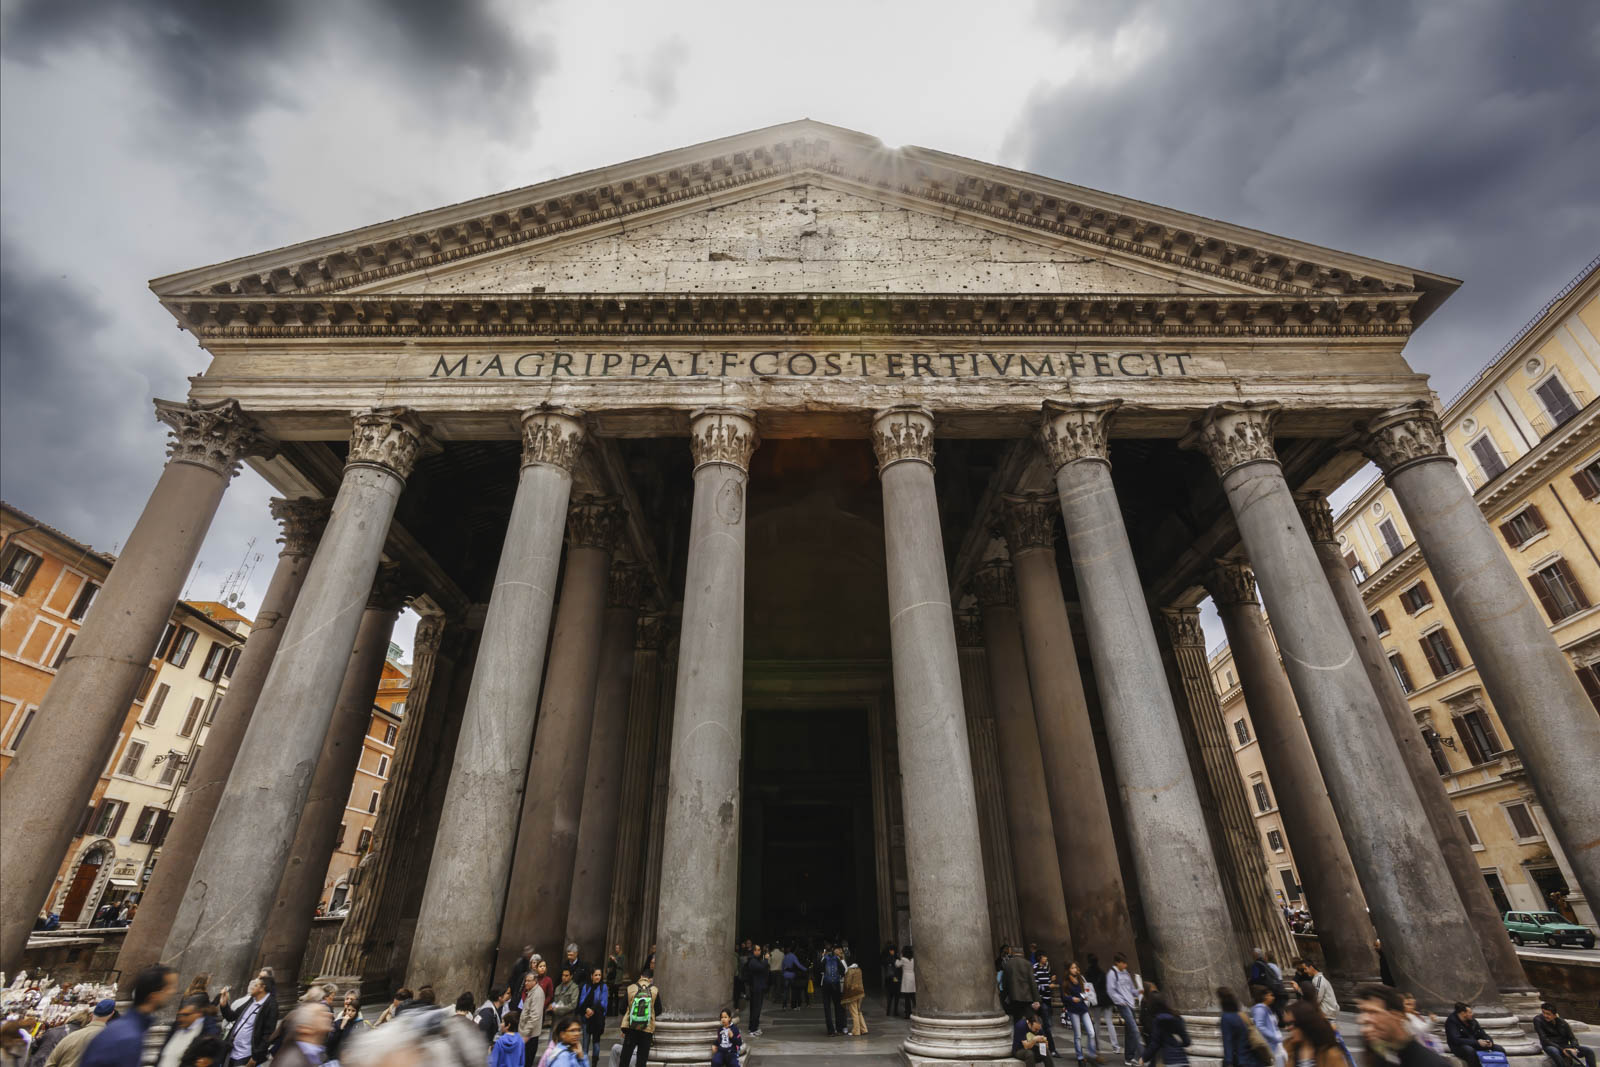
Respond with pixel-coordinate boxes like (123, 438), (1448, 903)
(4, 122), (1596, 1065)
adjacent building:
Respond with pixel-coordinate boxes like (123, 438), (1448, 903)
(322, 652), (409, 912)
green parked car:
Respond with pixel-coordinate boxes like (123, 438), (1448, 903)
(1502, 910), (1597, 948)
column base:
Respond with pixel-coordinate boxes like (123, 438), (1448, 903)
(1474, 1011), (1542, 1063)
(646, 1017), (750, 1066)
(1177, 1013), (1224, 1067)
(1496, 989), (1545, 1026)
(902, 1012), (1015, 1064)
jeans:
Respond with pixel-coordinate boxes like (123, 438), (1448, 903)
(619, 1029), (653, 1067)
(1544, 1047), (1598, 1067)
(1113, 1003), (1142, 1063)
(582, 1026), (602, 1061)
(823, 984), (844, 1033)
(748, 988), (765, 1031)
(1098, 1006), (1121, 1051)
(1069, 1011), (1098, 1061)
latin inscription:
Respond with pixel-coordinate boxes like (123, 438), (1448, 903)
(428, 350), (1203, 380)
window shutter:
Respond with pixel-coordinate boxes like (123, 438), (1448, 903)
(1343, 552), (1360, 571)
(77, 805), (96, 836)
(1372, 609), (1389, 633)
(1528, 573), (1562, 622)
(108, 802), (126, 836)
(1452, 715), (1485, 765)
(1573, 469), (1600, 500)
(1420, 636), (1444, 678)
(1472, 710), (1504, 755)
(1556, 558), (1590, 609)
(1499, 520), (1522, 547)
(1416, 581), (1431, 606)
(1526, 504), (1548, 533)
(151, 810), (173, 848)
(1576, 666), (1600, 711)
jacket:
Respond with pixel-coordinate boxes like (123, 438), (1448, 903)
(1064, 978), (1092, 1016)
(548, 1044), (588, 1067)
(221, 993), (278, 1064)
(1309, 973), (1339, 1020)
(42, 1019), (106, 1067)
(1534, 1015), (1579, 1051)
(552, 981), (580, 1016)
(1144, 1011), (1191, 1067)
(621, 981), (661, 1034)
(742, 955), (770, 993)
(1107, 967), (1139, 1010)
(1251, 1003), (1282, 1052)
(782, 952), (805, 979)
(842, 965), (865, 1005)
(479, 1003), (504, 1042)
(1002, 955), (1037, 1006)
(518, 986), (546, 1041)
(1220, 1011), (1249, 1067)
(491, 1031), (528, 1067)
(578, 983), (608, 1029)
(267, 1043), (322, 1067)
(154, 1015), (221, 1067)
(821, 954), (846, 988)
(1446, 1015), (1497, 1056)
(80, 1010), (154, 1067)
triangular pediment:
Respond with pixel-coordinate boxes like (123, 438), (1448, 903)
(351, 181), (1223, 296)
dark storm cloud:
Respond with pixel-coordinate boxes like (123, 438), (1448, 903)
(1008, 0), (1600, 397)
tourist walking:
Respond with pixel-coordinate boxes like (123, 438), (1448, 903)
(782, 946), (806, 1010)
(1218, 988), (1256, 1067)
(842, 957), (868, 1036)
(517, 975), (546, 1063)
(1034, 954), (1058, 1058)
(767, 941), (784, 1010)
(820, 945), (848, 1036)
(1086, 954), (1120, 1058)
(1354, 984), (1451, 1067)
(328, 989), (371, 1060)
(492, 1012), (526, 1067)
(218, 976), (276, 1067)
(41, 1000), (113, 1067)
(546, 1016), (587, 1067)
(154, 996), (220, 1067)
(1251, 985), (1285, 1067)
(1002, 945), (1039, 1021)
(1284, 1001), (1345, 1067)
(884, 945), (902, 1018)
(578, 968), (608, 1061)
(710, 1010), (742, 1067)
(1534, 1002), (1595, 1067)
(896, 947), (917, 1018)
(266, 1003), (332, 1067)
(1141, 993), (1190, 1067)
(741, 945), (769, 1035)
(480, 988), (513, 1042)
(1445, 1003), (1505, 1067)
(618, 973), (660, 1067)
(1108, 954), (1143, 1066)
(1294, 960), (1353, 1067)
(1064, 961), (1099, 1064)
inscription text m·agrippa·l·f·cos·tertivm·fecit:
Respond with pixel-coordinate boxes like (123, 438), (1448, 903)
(428, 350), (1203, 380)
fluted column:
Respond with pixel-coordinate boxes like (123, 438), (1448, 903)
(604, 615), (666, 977)
(500, 497), (626, 963)
(873, 406), (1011, 1065)
(1295, 492), (1534, 998)
(1355, 402), (1600, 916)
(567, 564), (646, 962)
(954, 612), (1024, 955)
(257, 563), (410, 988)
(409, 406), (585, 997)
(1040, 399), (1235, 1034)
(1000, 494), (1137, 966)
(317, 611), (450, 986)
(969, 562), (1075, 968)
(1183, 402), (1496, 1012)
(1, 399), (272, 972)
(116, 495), (329, 994)
(1158, 606), (1298, 975)
(651, 409), (758, 1063)
(164, 407), (431, 990)
(635, 629), (679, 973)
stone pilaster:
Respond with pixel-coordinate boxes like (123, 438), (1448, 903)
(1183, 401), (1497, 1013)
(1041, 398), (1235, 1045)
(409, 405), (584, 997)
(1355, 402), (1600, 920)
(1, 399), (274, 973)
(873, 406), (1012, 1065)
(163, 407), (429, 990)
(1000, 491), (1137, 968)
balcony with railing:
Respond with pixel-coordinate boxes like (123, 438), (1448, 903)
(1530, 387), (1590, 439)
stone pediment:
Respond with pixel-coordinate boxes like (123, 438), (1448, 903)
(354, 183), (1221, 297)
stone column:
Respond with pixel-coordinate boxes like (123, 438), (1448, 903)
(409, 407), (585, 997)
(954, 612), (1024, 954)
(499, 496), (625, 965)
(1000, 494), (1138, 967)
(1183, 402), (1496, 1012)
(969, 561), (1075, 968)
(163, 407), (430, 990)
(650, 408), (759, 1062)
(1040, 399), (1235, 1034)
(1202, 565), (1378, 993)
(1157, 607), (1298, 975)
(566, 564), (646, 963)
(604, 615), (666, 976)
(115, 495), (328, 993)
(873, 406), (1011, 1065)
(257, 563), (410, 988)
(317, 611), (451, 987)
(1355, 402), (1600, 917)
(0, 399), (271, 972)
(636, 632), (680, 973)
(1295, 492), (1535, 1000)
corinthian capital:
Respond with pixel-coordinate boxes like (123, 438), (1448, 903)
(1000, 492), (1059, 554)
(607, 562), (647, 610)
(347, 407), (434, 480)
(367, 562), (413, 613)
(521, 406), (587, 471)
(1204, 560), (1259, 607)
(1181, 402), (1280, 477)
(154, 398), (276, 478)
(1039, 399), (1118, 470)
(1294, 492), (1338, 545)
(1160, 606), (1205, 649)
(636, 614), (668, 651)
(413, 614), (447, 657)
(690, 408), (759, 473)
(871, 405), (935, 473)
(1353, 402), (1450, 477)
(970, 560), (1017, 608)
(567, 496), (626, 551)
(269, 496), (332, 559)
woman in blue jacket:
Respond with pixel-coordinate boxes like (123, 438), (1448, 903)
(1142, 993), (1191, 1067)
(579, 967), (609, 1061)
(1218, 987), (1250, 1067)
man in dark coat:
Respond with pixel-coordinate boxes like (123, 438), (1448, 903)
(741, 946), (770, 1036)
(1445, 1003), (1505, 1067)
(1001, 946), (1040, 1021)
(1534, 1004), (1595, 1067)
(219, 977), (278, 1066)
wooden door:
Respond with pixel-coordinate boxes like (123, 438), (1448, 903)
(60, 851), (104, 920)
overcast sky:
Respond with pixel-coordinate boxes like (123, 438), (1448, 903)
(3, 0), (1597, 656)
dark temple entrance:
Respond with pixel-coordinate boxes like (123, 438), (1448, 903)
(739, 707), (879, 965)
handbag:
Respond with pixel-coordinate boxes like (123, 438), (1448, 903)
(1083, 982), (1099, 1008)
(1241, 1012), (1273, 1067)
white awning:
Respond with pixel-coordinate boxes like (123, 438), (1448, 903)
(106, 878), (138, 888)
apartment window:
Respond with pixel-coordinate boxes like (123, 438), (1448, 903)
(51, 633), (75, 669)
(1471, 435), (1507, 481)
(157, 752), (181, 786)
(1266, 829), (1285, 853)
(182, 746), (202, 784)
(367, 791), (380, 814)
(67, 582), (99, 622)
(1224, 670), (1235, 688)
(1420, 628), (1463, 678)
(1535, 376), (1581, 428)
(376, 754), (390, 778)
(223, 647), (243, 678)
(1422, 727), (1451, 775)
(1572, 459), (1600, 500)
(204, 691), (223, 724)
(1377, 518), (1405, 557)
(1453, 709), (1503, 765)
(382, 724), (398, 746)
(1458, 811), (1482, 849)
(179, 697), (205, 739)
(134, 666), (159, 703)
(1388, 652), (1415, 694)
(1499, 506), (1548, 548)
(1344, 553), (1367, 583)
(356, 828), (373, 853)
(142, 684), (171, 725)
(198, 642), (227, 682)
(1504, 801), (1542, 842)
(1232, 718), (1250, 745)
(1278, 869), (1301, 903)
(90, 799), (126, 838)
(1577, 664), (1600, 712)
(7, 708), (36, 752)
(117, 739), (146, 777)
(167, 627), (198, 667)
(0, 546), (42, 595)
(1400, 581), (1433, 614)
(391, 701), (405, 717)
(1371, 609), (1390, 635)
(1530, 560), (1590, 622)
(131, 806), (163, 844)
(1252, 780), (1273, 813)
(153, 622), (177, 660)
(335, 823), (347, 850)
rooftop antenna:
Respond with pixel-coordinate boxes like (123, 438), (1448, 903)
(216, 537), (263, 612)
(182, 559), (205, 600)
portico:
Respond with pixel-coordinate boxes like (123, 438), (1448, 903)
(7, 121), (1594, 1065)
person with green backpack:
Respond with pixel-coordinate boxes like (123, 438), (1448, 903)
(618, 971), (661, 1067)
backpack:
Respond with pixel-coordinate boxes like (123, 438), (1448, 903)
(627, 984), (655, 1027)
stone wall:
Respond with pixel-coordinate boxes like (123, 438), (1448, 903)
(22, 929), (126, 985)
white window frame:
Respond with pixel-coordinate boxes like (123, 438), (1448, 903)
(1266, 828), (1285, 853)
(367, 790), (380, 814)
(1457, 811), (1484, 851)
(2, 700), (36, 754)
(18, 616), (62, 665)
(1501, 800), (1544, 844)
(0, 544), (44, 595)
(1468, 431), (1508, 481)
(376, 754), (389, 778)
(1532, 368), (1582, 427)
(116, 739), (147, 779)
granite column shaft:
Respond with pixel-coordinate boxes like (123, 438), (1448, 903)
(604, 617), (666, 976)
(954, 625), (1024, 955)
